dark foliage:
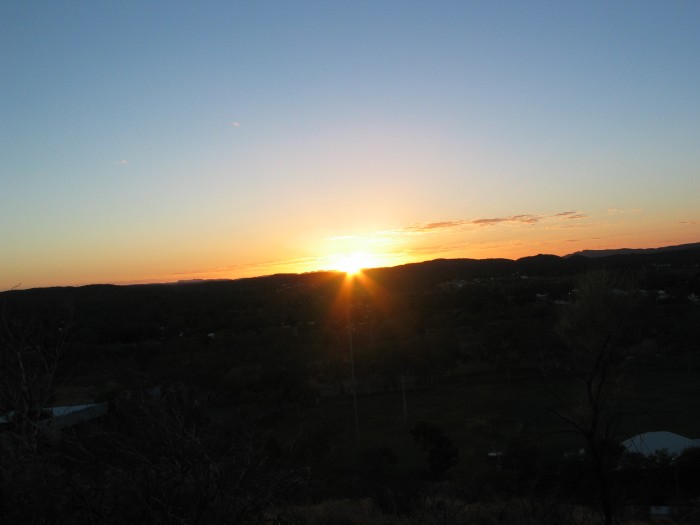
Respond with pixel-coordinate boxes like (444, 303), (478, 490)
(411, 421), (459, 480)
(0, 393), (309, 524)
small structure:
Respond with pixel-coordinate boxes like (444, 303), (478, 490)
(1, 403), (108, 432)
(622, 431), (700, 457)
(43, 403), (108, 430)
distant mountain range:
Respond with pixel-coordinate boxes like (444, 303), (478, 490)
(362, 241), (700, 286)
(564, 242), (700, 259)
(3, 242), (699, 294)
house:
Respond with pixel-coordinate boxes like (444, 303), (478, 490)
(622, 431), (700, 457)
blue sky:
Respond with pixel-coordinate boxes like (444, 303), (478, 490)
(2, 1), (699, 288)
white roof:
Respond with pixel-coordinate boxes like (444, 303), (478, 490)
(50, 404), (100, 417)
(1, 403), (107, 429)
(622, 431), (700, 456)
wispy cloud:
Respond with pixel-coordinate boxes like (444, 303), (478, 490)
(230, 121), (241, 127)
(471, 214), (542, 225)
(678, 220), (699, 225)
(554, 211), (588, 220)
(116, 159), (129, 166)
(398, 212), (570, 233)
(373, 210), (596, 244)
(401, 220), (470, 233)
(207, 209), (599, 277)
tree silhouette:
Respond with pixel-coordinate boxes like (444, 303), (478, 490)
(0, 304), (67, 453)
(411, 421), (459, 480)
(553, 270), (639, 525)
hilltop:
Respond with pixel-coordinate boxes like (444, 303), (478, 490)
(565, 241), (700, 259)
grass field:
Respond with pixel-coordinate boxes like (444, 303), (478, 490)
(284, 352), (700, 478)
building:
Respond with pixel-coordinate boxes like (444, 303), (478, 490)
(622, 431), (700, 457)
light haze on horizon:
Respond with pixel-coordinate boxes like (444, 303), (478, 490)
(2, 1), (699, 289)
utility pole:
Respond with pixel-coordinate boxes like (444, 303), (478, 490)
(401, 374), (407, 421)
(347, 304), (360, 442)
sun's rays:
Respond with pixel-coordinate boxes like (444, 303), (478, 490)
(325, 261), (391, 327)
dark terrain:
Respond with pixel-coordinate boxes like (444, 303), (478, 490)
(2, 244), (700, 524)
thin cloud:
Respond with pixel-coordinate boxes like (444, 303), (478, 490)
(375, 209), (594, 245)
(471, 214), (541, 225)
(424, 220), (467, 230)
(678, 220), (699, 225)
(401, 220), (469, 233)
(554, 211), (588, 219)
(545, 211), (599, 231)
(117, 159), (129, 165)
(230, 121), (241, 127)
(389, 213), (552, 237)
(469, 218), (505, 225)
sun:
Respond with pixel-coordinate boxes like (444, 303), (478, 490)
(332, 252), (379, 275)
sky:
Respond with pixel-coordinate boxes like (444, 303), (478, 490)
(2, 1), (699, 289)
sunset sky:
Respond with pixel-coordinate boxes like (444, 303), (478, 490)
(2, 1), (699, 290)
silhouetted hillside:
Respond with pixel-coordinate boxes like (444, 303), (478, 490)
(566, 241), (700, 258)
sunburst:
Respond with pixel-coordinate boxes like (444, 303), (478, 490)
(332, 252), (380, 275)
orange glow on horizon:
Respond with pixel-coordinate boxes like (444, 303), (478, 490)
(15, 227), (697, 290)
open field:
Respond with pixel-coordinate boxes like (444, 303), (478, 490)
(270, 350), (700, 481)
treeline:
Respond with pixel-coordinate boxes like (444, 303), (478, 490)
(0, 252), (698, 406)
